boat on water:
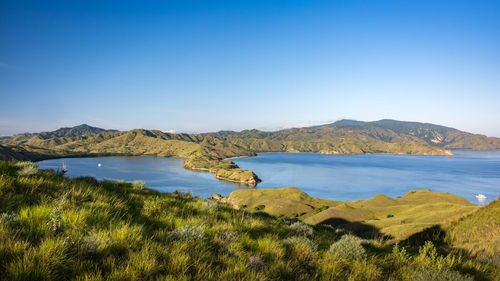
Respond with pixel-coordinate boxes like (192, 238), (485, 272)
(475, 194), (487, 200)
(62, 161), (67, 174)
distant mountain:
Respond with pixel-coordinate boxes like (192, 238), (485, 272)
(207, 119), (500, 150)
(36, 124), (117, 139)
(329, 119), (500, 150)
(0, 124), (118, 146)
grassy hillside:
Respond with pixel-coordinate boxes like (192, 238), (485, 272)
(1, 161), (498, 280)
(444, 198), (500, 259)
(220, 188), (478, 241)
(207, 119), (500, 150)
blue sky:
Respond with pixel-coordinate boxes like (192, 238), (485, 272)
(1, 0), (499, 136)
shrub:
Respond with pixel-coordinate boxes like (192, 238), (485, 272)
(289, 212), (305, 218)
(248, 256), (265, 271)
(387, 214), (394, 218)
(392, 243), (409, 261)
(413, 269), (474, 281)
(289, 221), (314, 237)
(415, 241), (461, 270)
(170, 225), (205, 242)
(81, 231), (112, 256)
(48, 207), (61, 236)
(15, 161), (38, 176)
(216, 230), (239, 243)
(254, 205), (265, 211)
(283, 236), (318, 252)
(313, 205), (329, 215)
(132, 180), (146, 190)
(328, 234), (366, 260)
(199, 201), (221, 212)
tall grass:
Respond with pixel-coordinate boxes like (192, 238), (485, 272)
(0, 161), (498, 281)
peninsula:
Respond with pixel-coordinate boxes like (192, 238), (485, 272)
(2, 119), (500, 185)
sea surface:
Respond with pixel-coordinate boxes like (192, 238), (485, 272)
(37, 151), (500, 205)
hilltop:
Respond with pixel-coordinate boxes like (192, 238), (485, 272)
(2, 124), (117, 141)
(0, 161), (498, 280)
(207, 119), (500, 150)
(1, 119), (499, 185)
(213, 188), (478, 241)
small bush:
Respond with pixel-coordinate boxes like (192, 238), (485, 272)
(283, 236), (318, 252)
(328, 234), (366, 260)
(313, 205), (329, 215)
(132, 180), (146, 190)
(289, 221), (314, 237)
(289, 212), (305, 218)
(48, 207), (61, 236)
(199, 201), (221, 212)
(392, 243), (409, 261)
(15, 161), (38, 176)
(415, 241), (460, 270)
(216, 230), (238, 243)
(413, 269), (474, 281)
(171, 225), (205, 242)
(254, 205), (265, 211)
(248, 256), (265, 271)
(387, 214), (394, 218)
(82, 231), (112, 256)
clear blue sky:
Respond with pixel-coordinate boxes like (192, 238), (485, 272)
(1, 0), (499, 136)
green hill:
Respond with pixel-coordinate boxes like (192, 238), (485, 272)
(1, 161), (498, 280)
(208, 119), (500, 150)
(218, 188), (478, 241)
(444, 198), (500, 259)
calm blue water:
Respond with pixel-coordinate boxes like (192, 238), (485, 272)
(37, 156), (249, 199)
(37, 151), (500, 205)
(231, 151), (500, 205)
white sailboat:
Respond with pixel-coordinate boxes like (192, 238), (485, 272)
(475, 194), (487, 200)
(62, 161), (67, 174)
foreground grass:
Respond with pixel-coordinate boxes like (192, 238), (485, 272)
(0, 161), (498, 280)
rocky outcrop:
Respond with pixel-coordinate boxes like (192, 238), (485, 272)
(185, 157), (261, 187)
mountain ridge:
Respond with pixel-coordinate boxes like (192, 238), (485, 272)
(1, 119), (499, 186)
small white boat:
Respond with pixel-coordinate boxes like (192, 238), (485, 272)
(475, 194), (487, 200)
(62, 161), (67, 174)
(98, 163), (102, 167)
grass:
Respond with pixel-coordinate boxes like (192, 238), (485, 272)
(0, 161), (498, 280)
(225, 187), (478, 241)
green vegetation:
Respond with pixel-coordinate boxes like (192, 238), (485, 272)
(0, 161), (497, 280)
(221, 188), (478, 241)
(14, 161), (38, 176)
(328, 234), (367, 260)
(443, 197), (500, 263)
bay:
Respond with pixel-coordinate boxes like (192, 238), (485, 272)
(37, 150), (500, 205)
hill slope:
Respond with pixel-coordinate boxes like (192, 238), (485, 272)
(444, 198), (500, 258)
(217, 188), (478, 241)
(1, 161), (498, 280)
(208, 119), (500, 150)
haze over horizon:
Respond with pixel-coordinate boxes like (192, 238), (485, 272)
(1, 0), (500, 137)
